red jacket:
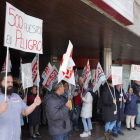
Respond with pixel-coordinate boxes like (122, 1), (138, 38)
(74, 88), (85, 105)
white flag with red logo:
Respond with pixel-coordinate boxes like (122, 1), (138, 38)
(58, 40), (75, 85)
(42, 66), (58, 91)
(1, 50), (12, 73)
(42, 62), (52, 79)
(83, 60), (91, 89)
(82, 66), (86, 79)
(93, 62), (106, 92)
(32, 55), (40, 86)
(107, 74), (112, 80)
(74, 68), (78, 85)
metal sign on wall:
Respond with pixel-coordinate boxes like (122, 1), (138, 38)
(89, 0), (134, 25)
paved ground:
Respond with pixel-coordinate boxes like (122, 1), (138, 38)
(22, 122), (140, 140)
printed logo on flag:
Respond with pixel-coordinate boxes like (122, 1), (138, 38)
(45, 69), (58, 88)
(32, 60), (38, 83)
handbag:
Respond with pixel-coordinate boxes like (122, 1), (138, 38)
(70, 101), (78, 121)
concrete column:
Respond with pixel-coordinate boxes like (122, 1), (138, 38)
(100, 48), (112, 76)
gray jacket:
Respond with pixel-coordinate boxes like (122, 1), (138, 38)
(45, 91), (71, 136)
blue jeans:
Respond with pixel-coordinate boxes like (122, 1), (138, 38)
(82, 118), (92, 132)
(74, 105), (82, 128)
(51, 133), (68, 140)
(105, 121), (116, 133)
(112, 121), (121, 134)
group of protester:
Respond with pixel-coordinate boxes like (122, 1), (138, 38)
(1, 72), (140, 140)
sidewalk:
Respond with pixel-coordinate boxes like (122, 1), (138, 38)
(22, 123), (140, 140)
(96, 124), (140, 140)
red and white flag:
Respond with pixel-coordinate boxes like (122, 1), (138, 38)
(1, 50), (12, 73)
(93, 62), (106, 92)
(42, 66), (58, 91)
(74, 68), (78, 85)
(58, 40), (75, 85)
(42, 62), (52, 79)
(107, 74), (112, 80)
(32, 55), (40, 86)
(82, 66), (86, 79)
(83, 60), (91, 89)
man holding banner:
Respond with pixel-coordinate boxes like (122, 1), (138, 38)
(0, 73), (41, 140)
(111, 66), (126, 138)
(112, 85), (125, 138)
(102, 79), (117, 140)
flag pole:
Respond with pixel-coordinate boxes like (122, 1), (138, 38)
(5, 47), (9, 101)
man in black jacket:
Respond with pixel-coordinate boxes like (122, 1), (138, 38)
(45, 81), (71, 140)
(133, 81), (140, 96)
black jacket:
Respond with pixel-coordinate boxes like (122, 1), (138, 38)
(102, 84), (117, 122)
(133, 82), (140, 96)
(45, 91), (71, 136)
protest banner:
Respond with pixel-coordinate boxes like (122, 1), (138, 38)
(82, 66), (86, 79)
(83, 60), (91, 89)
(130, 64), (140, 81)
(111, 66), (123, 85)
(58, 40), (75, 85)
(3, 2), (43, 100)
(42, 62), (52, 79)
(32, 55), (40, 86)
(42, 66), (58, 91)
(4, 2), (43, 54)
(93, 62), (106, 92)
(21, 63), (33, 89)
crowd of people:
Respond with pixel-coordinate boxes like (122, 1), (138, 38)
(1, 73), (140, 140)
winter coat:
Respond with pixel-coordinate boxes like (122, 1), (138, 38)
(133, 82), (140, 96)
(27, 92), (42, 126)
(124, 93), (140, 115)
(114, 87), (125, 121)
(102, 84), (117, 122)
(80, 92), (93, 118)
(45, 91), (71, 136)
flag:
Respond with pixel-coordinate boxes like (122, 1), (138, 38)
(107, 74), (112, 80)
(42, 66), (58, 91)
(93, 62), (106, 92)
(1, 50), (12, 73)
(83, 60), (91, 89)
(74, 68), (78, 85)
(42, 62), (52, 79)
(58, 40), (75, 85)
(32, 55), (40, 86)
(82, 66), (86, 79)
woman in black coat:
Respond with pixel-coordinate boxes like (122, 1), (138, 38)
(27, 86), (42, 139)
(102, 79), (117, 140)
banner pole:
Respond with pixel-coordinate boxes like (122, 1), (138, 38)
(26, 88), (28, 98)
(37, 54), (39, 96)
(105, 80), (114, 99)
(5, 47), (9, 101)
(106, 80), (117, 112)
(69, 83), (71, 95)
